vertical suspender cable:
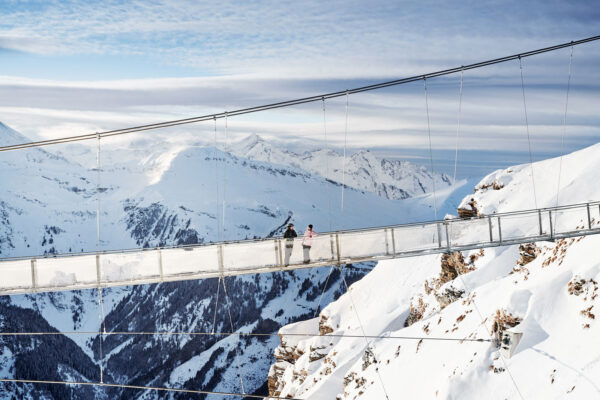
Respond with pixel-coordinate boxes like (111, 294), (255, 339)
(424, 78), (439, 220)
(220, 277), (246, 395)
(340, 91), (349, 231)
(211, 277), (221, 335)
(322, 98), (332, 232)
(339, 269), (390, 399)
(213, 118), (221, 242)
(451, 70), (464, 207)
(555, 45), (574, 207)
(222, 113), (229, 241)
(518, 57), (539, 210)
(96, 133), (105, 384)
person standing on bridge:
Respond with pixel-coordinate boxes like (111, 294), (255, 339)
(302, 224), (318, 264)
(283, 223), (297, 266)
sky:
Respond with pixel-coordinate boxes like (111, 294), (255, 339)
(1, 0), (600, 178)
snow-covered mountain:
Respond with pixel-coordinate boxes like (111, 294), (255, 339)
(267, 143), (600, 399)
(230, 133), (452, 200)
(0, 121), (455, 399)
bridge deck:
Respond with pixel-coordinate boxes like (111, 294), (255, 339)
(1, 201), (599, 296)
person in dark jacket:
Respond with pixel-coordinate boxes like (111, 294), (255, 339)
(283, 223), (297, 266)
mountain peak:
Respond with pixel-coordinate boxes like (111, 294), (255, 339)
(0, 121), (29, 146)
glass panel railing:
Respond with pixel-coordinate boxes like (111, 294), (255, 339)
(36, 254), (97, 288)
(338, 229), (388, 260)
(447, 217), (491, 247)
(498, 212), (541, 241)
(284, 234), (336, 266)
(101, 250), (160, 283)
(161, 246), (220, 277)
(223, 240), (278, 271)
(394, 223), (440, 253)
(589, 204), (600, 229)
(0, 260), (32, 291)
(552, 206), (592, 235)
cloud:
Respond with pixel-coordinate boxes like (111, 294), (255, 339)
(1, 0), (599, 78)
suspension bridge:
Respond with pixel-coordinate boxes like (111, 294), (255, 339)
(1, 36), (600, 399)
(0, 201), (599, 296)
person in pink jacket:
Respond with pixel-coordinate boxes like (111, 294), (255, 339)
(302, 224), (318, 263)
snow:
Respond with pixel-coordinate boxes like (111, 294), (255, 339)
(270, 142), (600, 399)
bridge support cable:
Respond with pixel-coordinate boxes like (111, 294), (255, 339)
(213, 117), (222, 242)
(220, 276), (246, 395)
(1, 36), (598, 153)
(0, 378), (302, 400)
(450, 70), (464, 209)
(424, 78), (439, 220)
(223, 113), (229, 241)
(454, 266), (525, 400)
(211, 276), (222, 334)
(339, 266), (391, 399)
(95, 133), (106, 384)
(0, 330), (493, 342)
(322, 98), (332, 232)
(556, 45), (574, 208)
(518, 57), (539, 210)
(340, 91), (349, 232)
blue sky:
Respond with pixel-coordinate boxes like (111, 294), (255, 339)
(1, 0), (599, 178)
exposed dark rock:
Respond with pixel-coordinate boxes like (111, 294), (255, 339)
(457, 197), (479, 218)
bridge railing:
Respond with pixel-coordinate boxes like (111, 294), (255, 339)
(1, 201), (599, 295)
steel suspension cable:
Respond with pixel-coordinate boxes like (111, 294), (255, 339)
(220, 276), (246, 395)
(340, 91), (349, 231)
(0, 330), (491, 342)
(0, 378), (301, 400)
(322, 98), (332, 232)
(222, 113), (229, 241)
(2, 36), (598, 153)
(339, 267), (391, 399)
(519, 57), (539, 210)
(95, 134), (106, 384)
(555, 46), (574, 208)
(450, 70), (464, 208)
(424, 78), (439, 220)
(211, 276), (221, 334)
(454, 269), (526, 400)
(213, 118), (222, 242)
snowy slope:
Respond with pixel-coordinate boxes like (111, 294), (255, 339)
(230, 133), (452, 200)
(268, 142), (600, 399)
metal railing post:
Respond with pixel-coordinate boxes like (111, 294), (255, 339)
(497, 216), (502, 243)
(391, 228), (396, 255)
(96, 254), (102, 286)
(278, 239), (284, 268)
(384, 228), (390, 255)
(330, 233), (336, 261)
(30, 259), (37, 291)
(437, 223), (442, 248)
(538, 209), (543, 235)
(274, 239), (280, 267)
(488, 216), (493, 242)
(444, 222), (451, 251)
(335, 233), (341, 266)
(217, 244), (224, 275)
(157, 250), (164, 281)
(587, 203), (592, 229)
(548, 210), (554, 239)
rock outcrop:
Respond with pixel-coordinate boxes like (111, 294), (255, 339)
(517, 243), (539, 265)
(457, 198), (479, 218)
